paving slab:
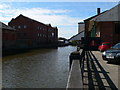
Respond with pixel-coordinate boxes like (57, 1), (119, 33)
(92, 51), (119, 89)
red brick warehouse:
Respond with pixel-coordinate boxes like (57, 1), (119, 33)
(8, 14), (58, 48)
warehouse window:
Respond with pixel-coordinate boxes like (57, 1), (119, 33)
(52, 33), (54, 37)
(24, 25), (27, 29)
(37, 26), (39, 30)
(38, 33), (40, 37)
(115, 22), (120, 34)
(18, 25), (21, 29)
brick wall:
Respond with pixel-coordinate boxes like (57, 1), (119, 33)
(2, 29), (16, 49)
(98, 21), (120, 45)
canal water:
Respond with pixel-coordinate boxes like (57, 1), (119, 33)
(2, 46), (76, 88)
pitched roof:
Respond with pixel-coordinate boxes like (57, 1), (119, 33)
(69, 31), (84, 41)
(0, 22), (16, 30)
(91, 3), (120, 21)
(18, 14), (46, 25)
(84, 3), (120, 22)
(12, 14), (57, 28)
(84, 10), (108, 22)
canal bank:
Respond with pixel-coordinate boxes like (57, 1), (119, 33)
(2, 46), (76, 88)
(2, 44), (59, 56)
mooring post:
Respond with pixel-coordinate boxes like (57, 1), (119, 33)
(69, 51), (81, 69)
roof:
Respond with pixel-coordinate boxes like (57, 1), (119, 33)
(16, 14), (46, 25)
(45, 24), (51, 27)
(0, 22), (16, 30)
(69, 31), (84, 41)
(84, 10), (108, 22)
(11, 14), (57, 28)
(78, 22), (84, 24)
(84, 3), (120, 22)
(53, 27), (58, 29)
(91, 3), (120, 21)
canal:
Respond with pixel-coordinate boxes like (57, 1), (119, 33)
(2, 46), (76, 88)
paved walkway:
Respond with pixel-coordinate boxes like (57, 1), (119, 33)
(81, 51), (119, 90)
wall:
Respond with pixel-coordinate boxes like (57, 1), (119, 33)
(99, 21), (120, 45)
(2, 29), (16, 49)
(78, 23), (85, 33)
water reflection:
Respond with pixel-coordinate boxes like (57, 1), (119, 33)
(2, 46), (76, 88)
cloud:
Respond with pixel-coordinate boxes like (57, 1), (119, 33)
(0, 4), (10, 9)
(0, 3), (83, 38)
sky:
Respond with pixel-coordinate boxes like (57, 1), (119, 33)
(0, 2), (119, 39)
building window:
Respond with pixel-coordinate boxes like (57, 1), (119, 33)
(115, 22), (120, 34)
(38, 26), (39, 30)
(18, 25), (21, 29)
(24, 25), (27, 29)
(38, 33), (39, 37)
(52, 33), (54, 37)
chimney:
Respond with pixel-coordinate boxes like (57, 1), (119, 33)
(97, 8), (100, 15)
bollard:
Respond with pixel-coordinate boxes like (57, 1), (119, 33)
(69, 51), (81, 69)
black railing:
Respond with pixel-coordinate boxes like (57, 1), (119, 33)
(67, 49), (118, 90)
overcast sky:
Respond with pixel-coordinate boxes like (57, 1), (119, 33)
(0, 2), (118, 39)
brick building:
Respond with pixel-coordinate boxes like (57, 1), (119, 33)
(8, 14), (58, 48)
(84, 4), (120, 45)
(1, 22), (16, 50)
